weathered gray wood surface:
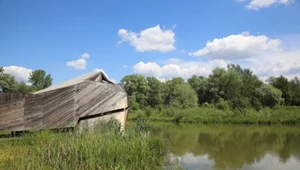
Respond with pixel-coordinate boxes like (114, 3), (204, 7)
(0, 72), (129, 132)
(0, 93), (26, 103)
(0, 98), (25, 131)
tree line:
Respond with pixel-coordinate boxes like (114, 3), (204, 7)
(1, 64), (299, 113)
(121, 64), (300, 113)
(0, 66), (52, 93)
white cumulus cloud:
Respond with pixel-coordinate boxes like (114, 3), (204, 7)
(134, 33), (300, 82)
(249, 50), (300, 79)
(134, 48), (300, 81)
(133, 59), (229, 81)
(67, 53), (90, 70)
(3, 65), (32, 83)
(117, 25), (176, 53)
(81, 53), (90, 59)
(67, 58), (86, 70)
(237, 0), (294, 10)
(189, 32), (282, 59)
(133, 62), (162, 77)
(134, 52), (300, 82)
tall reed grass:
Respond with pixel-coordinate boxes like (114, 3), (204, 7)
(0, 120), (167, 170)
(129, 105), (300, 124)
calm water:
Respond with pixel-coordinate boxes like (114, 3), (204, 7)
(151, 123), (300, 170)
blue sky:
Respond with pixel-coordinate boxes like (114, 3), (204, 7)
(1, 0), (300, 84)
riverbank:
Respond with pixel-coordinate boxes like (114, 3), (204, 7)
(129, 106), (300, 124)
(0, 121), (167, 170)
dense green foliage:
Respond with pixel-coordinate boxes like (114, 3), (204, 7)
(255, 84), (283, 107)
(121, 75), (150, 110)
(290, 77), (300, 105)
(0, 67), (52, 93)
(122, 64), (300, 113)
(122, 64), (300, 124)
(0, 71), (21, 92)
(146, 77), (163, 107)
(0, 121), (167, 170)
(121, 76), (198, 110)
(29, 69), (53, 91)
(129, 105), (300, 124)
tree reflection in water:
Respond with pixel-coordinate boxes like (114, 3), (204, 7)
(152, 123), (300, 170)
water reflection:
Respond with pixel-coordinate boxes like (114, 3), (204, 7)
(152, 123), (300, 170)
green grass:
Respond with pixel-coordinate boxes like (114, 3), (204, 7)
(129, 105), (300, 124)
(0, 121), (167, 170)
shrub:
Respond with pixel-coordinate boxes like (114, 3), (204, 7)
(145, 107), (152, 117)
(173, 113), (184, 123)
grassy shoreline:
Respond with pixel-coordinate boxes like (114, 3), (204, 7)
(0, 121), (167, 170)
(1, 105), (299, 169)
(128, 106), (300, 124)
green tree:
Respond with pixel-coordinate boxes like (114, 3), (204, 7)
(255, 84), (283, 107)
(219, 69), (246, 112)
(164, 77), (185, 106)
(227, 64), (263, 110)
(188, 75), (209, 105)
(207, 68), (227, 103)
(0, 67), (47, 93)
(171, 83), (198, 109)
(0, 72), (19, 92)
(29, 69), (52, 90)
(17, 82), (36, 93)
(18, 82), (28, 93)
(121, 74), (150, 109)
(240, 69), (263, 110)
(290, 77), (300, 105)
(205, 64), (264, 113)
(267, 75), (292, 105)
(163, 77), (198, 108)
(227, 64), (263, 97)
(146, 77), (163, 107)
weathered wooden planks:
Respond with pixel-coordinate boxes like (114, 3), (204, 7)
(24, 94), (43, 130)
(41, 86), (76, 129)
(0, 98), (25, 131)
(75, 81), (128, 118)
(0, 93), (26, 104)
(0, 71), (129, 132)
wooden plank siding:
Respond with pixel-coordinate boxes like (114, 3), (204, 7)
(24, 94), (43, 130)
(0, 93), (27, 104)
(41, 86), (76, 129)
(0, 76), (129, 132)
(0, 98), (25, 131)
(75, 81), (128, 118)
